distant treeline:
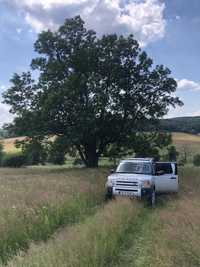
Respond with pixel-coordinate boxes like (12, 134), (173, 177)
(0, 128), (16, 139)
(1, 116), (200, 140)
(160, 116), (200, 134)
(0, 129), (10, 139)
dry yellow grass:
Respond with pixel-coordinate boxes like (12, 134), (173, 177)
(172, 132), (200, 144)
(172, 132), (200, 160)
(1, 137), (24, 154)
(0, 167), (106, 211)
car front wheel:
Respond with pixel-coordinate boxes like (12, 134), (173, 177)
(150, 188), (156, 207)
(105, 187), (113, 201)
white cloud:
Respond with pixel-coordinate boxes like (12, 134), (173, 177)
(25, 13), (48, 33)
(0, 103), (14, 127)
(16, 28), (22, 34)
(177, 79), (200, 92)
(175, 15), (181, 20)
(10, 0), (166, 46)
(0, 85), (6, 91)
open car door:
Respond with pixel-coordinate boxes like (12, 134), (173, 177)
(154, 162), (178, 193)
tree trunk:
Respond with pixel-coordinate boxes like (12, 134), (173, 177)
(85, 145), (99, 168)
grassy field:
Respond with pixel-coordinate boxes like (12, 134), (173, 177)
(0, 133), (199, 266)
(0, 167), (107, 264)
(0, 165), (198, 266)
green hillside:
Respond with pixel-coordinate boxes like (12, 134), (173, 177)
(161, 116), (200, 134)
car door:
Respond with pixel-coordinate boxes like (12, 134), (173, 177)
(154, 162), (178, 193)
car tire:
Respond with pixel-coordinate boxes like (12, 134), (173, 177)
(105, 187), (113, 201)
(150, 188), (156, 207)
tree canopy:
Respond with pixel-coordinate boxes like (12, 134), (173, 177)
(3, 16), (183, 167)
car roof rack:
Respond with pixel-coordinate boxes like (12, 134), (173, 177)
(122, 157), (155, 162)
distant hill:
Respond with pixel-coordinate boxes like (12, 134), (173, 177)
(160, 116), (200, 134)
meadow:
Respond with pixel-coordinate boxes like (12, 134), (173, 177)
(0, 167), (107, 264)
(0, 166), (198, 267)
(0, 133), (199, 266)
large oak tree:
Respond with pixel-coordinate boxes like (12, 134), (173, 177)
(3, 16), (182, 167)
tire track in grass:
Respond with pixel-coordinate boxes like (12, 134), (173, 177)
(115, 168), (200, 267)
(5, 167), (200, 267)
(114, 199), (165, 267)
(0, 189), (105, 265)
(4, 199), (143, 267)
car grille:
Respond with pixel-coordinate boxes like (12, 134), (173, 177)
(116, 180), (138, 187)
(114, 180), (140, 195)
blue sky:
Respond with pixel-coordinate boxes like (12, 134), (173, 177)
(0, 0), (200, 125)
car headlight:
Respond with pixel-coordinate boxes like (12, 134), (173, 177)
(106, 179), (114, 187)
(141, 180), (151, 188)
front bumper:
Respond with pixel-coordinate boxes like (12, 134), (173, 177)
(112, 187), (141, 198)
(106, 186), (152, 199)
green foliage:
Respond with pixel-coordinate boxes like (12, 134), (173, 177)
(73, 158), (84, 166)
(104, 144), (130, 166)
(15, 137), (48, 165)
(167, 145), (179, 161)
(0, 143), (5, 166)
(3, 16), (182, 167)
(193, 154), (200, 166)
(0, 128), (11, 138)
(133, 132), (172, 161)
(48, 136), (68, 165)
(2, 154), (27, 168)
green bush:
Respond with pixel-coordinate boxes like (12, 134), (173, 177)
(48, 137), (67, 165)
(2, 154), (27, 168)
(0, 143), (5, 166)
(167, 145), (179, 161)
(73, 158), (84, 166)
(193, 154), (200, 167)
(15, 138), (48, 165)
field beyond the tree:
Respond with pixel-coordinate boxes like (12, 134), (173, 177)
(2, 132), (200, 160)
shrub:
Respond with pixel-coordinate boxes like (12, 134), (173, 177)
(48, 137), (67, 165)
(2, 154), (27, 168)
(16, 138), (48, 165)
(0, 143), (5, 166)
(167, 145), (179, 161)
(193, 154), (200, 166)
(73, 158), (84, 166)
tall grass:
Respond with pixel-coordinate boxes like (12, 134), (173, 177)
(2, 166), (200, 267)
(114, 166), (200, 267)
(6, 199), (141, 267)
(0, 193), (104, 264)
(0, 167), (107, 264)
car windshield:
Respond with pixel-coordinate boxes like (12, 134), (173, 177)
(116, 161), (152, 175)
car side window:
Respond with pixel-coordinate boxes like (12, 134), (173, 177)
(155, 163), (173, 174)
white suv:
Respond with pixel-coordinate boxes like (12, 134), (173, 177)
(105, 158), (178, 206)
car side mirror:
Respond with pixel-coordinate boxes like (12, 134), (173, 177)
(156, 170), (165, 176)
(110, 169), (115, 174)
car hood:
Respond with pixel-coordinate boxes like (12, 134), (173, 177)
(108, 173), (152, 182)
